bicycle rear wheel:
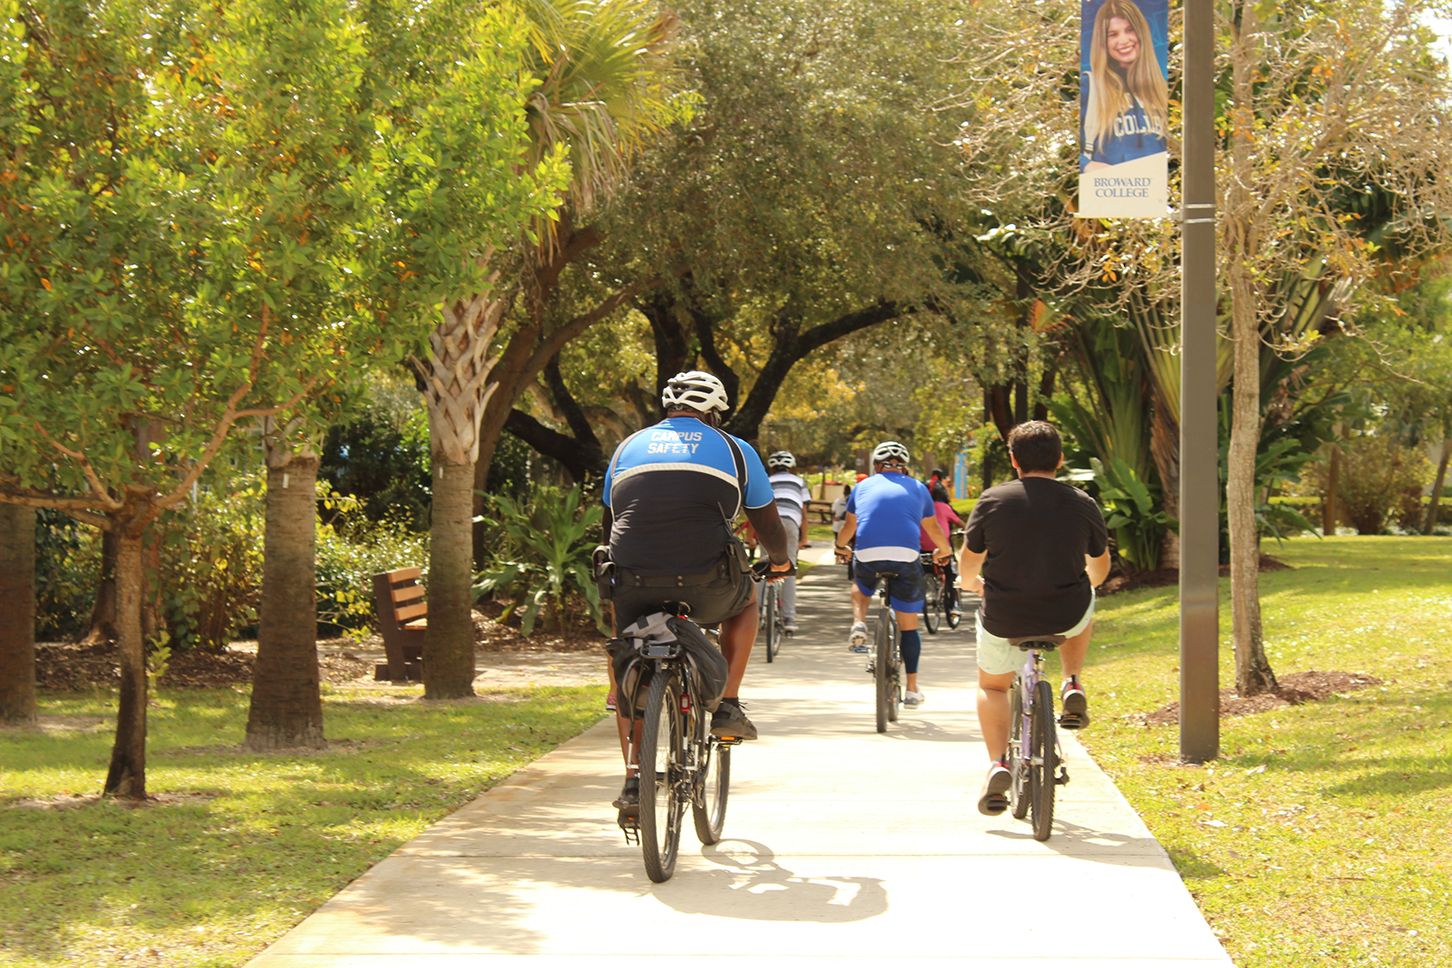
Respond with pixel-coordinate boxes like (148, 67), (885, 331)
(1029, 677), (1057, 841)
(887, 612), (901, 723)
(692, 738), (730, 844)
(1009, 677), (1030, 819)
(943, 575), (961, 629)
(922, 573), (940, 634)
(763, 582), (778, 663)
(874, 609), (891, 733)
(639, 673), (685, 881)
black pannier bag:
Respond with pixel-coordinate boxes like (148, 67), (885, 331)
(607, 611), (729, 716)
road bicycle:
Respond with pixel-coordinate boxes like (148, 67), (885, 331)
(870, 573), (902, 733)
(1005, 634), (1071, 841)
(918, 552), (961, 635)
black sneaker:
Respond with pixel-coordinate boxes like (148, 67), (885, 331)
(977, 761), (1012, 816)
(1059, 678), (1089, 729)
(612, 775), (640, 818)
(711, 698), (758, 741)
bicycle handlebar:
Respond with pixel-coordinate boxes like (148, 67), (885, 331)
(752, 558), (796, 580)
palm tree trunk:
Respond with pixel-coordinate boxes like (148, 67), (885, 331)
(426, 458), (477, 698)
(1424, 437), (1449, 535)
(0, 504), (38, 723)
(104, 514), (150, 799)
(246, 446), (325, 750)
(418, 294), (505, 699)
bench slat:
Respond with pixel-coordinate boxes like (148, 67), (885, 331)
(391, 584), (426, 605)
(394, 601), (428, 623)
(387, 566), (423, 584)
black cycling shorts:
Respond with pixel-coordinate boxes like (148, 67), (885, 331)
(610, 560), (756, 632)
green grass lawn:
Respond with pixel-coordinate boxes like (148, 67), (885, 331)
(0, 683), (604, 967)
(1082, 536), (1452, 967)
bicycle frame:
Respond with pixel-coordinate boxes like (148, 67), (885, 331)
(1007, 639), (1070, 841)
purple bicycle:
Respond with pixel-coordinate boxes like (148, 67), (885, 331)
(1005, 634), (1072, 841)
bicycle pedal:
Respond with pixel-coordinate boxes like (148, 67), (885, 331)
(1056, 766), (1071, 785)
(618, 816), (640, 845)
(717, 736), (743, 747)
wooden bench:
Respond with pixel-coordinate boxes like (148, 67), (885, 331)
(372, 567), (425, 682)
(804, 499), (835, 526)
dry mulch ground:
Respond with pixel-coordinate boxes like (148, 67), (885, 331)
(34, 603), (602, 692)
(1139, 670), (1384, 726)
(1100, 554), (1291, 596)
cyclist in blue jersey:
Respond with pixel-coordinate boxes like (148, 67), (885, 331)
(766, 450), (811, 633)
(600, 371), (792, 818)
(833, 441), (952, 707)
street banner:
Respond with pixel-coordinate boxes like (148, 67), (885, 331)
(1077, 0), (1170, 218)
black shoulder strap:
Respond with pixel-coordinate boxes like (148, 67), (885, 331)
(710, 426), (748, 519)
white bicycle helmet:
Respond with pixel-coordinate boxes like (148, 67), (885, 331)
(871, 440), (910, 465)
(661, 370), (729, 414)
(767, 450), (796, 470)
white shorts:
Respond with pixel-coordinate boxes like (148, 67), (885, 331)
(975, 592), (1096, 676)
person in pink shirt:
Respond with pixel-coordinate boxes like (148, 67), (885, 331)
(920, 470), (963, 616)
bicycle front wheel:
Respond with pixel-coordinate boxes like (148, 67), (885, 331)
(922, 573), (940, 634)
(692, 738), (731, 844)
(874, 610), (891, 733)
(639, 673), (686, 881)
(1030, 677), (1057, 841)
(1009, 677), (1030, 820)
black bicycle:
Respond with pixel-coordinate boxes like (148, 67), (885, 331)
(1006, 634), (1071, 841)
(760, 574), (786, 662)
(919, 552), (961, 635)
(870, 574), (901, 733)
(617, 613), (735, 882)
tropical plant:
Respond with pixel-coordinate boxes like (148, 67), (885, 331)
(473, 485), (604, 635)
(1088, 457), (1172, 572)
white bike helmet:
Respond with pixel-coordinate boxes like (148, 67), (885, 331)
(661, 370), (729, 414)
(767, 450), (796, 470)
(871, 440), (910, 466)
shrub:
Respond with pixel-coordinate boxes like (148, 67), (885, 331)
(1336, 434), (1432, 534)
(34, 510), (100, 641)
(316, 485), (428, 638)
(473, 485), (604, 635)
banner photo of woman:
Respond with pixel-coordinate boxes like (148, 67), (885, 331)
(1077, 0), (1169, 218)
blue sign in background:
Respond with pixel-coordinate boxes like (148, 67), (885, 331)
(1080, 0), (1170, 77)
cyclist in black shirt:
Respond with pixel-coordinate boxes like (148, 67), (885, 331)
(957, 421), (1110, 815)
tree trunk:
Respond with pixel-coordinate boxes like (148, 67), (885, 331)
(104, 516), (149, 799)
(0, 504), (38, 723)
(1323, 441), (1341, 535)
(426, 458), (477, 699)
(82, 529), (119, 645)
(1423, 437), (1449, 535)
(246, 448), (325, 750)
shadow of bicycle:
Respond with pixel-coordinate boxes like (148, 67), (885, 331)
(652, 838), (888, 922)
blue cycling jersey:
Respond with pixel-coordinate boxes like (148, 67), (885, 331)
(602, 417), (773, 573)
(846, 471), (934, 563)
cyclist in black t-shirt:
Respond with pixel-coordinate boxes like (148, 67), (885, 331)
(957, 421), (1111, 816)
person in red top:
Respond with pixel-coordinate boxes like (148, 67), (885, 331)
(920, 470), (964, 617)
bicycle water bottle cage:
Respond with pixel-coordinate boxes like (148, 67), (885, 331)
(1007, 634), (1067, 652)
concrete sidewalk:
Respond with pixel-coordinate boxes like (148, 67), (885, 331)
(249, 566), (1233, 966)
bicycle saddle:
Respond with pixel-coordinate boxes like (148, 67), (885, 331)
(1006, 634), (1067, 651)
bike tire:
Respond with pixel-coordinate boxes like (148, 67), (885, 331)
(1030, 677), (1057, 841)
(639, 673), (685, 882)
(1009, 678), (1030, 820)
(943, 576), (961, 629)
(922, 574), (940, 635)
(887, 611), (901, 723)
(874, 610), (891, 733)
(764, 583), (777, 663)
(692, 739), (731, 845)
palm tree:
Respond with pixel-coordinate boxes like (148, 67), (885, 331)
(417, 0), (679, 698)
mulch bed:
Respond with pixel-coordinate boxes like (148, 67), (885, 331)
(34, 602), (603, 692)
(1138, 670), (1384, 726)
(35, 641), (374, 692)
(1100, 554), (1291, 596)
